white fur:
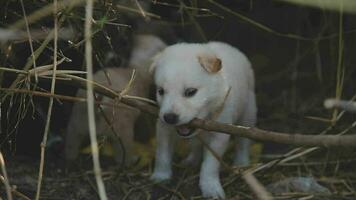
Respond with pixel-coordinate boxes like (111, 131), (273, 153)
(150, 42), (257, 199)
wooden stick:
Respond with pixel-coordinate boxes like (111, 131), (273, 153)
(35, 0), (59, 198)
(242, 172), (273, 200)
(2, 73), (356, 147)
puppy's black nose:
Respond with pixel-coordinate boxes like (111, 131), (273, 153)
(163, 113), (179, 124)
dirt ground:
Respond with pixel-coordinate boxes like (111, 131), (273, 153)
(3, 129), (356, 200)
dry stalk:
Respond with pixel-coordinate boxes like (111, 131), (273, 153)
(120, 69), (136, 97)
(242, 172), (273, 200)
(0, 88), (138, 111)
(134, 0), (149, 20)
(331, 3), (345, 125)
(11, 189), (32, 200)
(189, 119), (356, 147)
(250, 119), (356, 174)
(35, 0), (59, 199)
(178, 0), (207, 41)
(0, 152), (13, 200)
(4, 28), (54, 102)
(10, 0), (86, 30)
(115, 4), (160, 19)
(4, 1), (77, 103)
(20, 0), (38, 82)
(84, 0), (108, 199)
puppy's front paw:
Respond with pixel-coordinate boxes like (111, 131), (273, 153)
(150, 171), (172, 182)
(199, 178), (226, 199)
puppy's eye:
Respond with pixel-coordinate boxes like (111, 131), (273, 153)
(184, 88), (198, 97)
(157, 87), (164, 96)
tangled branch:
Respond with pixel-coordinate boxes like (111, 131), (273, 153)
(1, 70), (356, 147)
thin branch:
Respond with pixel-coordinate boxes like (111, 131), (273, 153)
(84, 0), (108, 199)
(0, 152), (13, 200)
(332, 2), (345, 124)
(20, 0), (38, 82)
(2, 72), (356, 147)
(11, 189), (32, 200)
(0, 88), (139, 111)
(178, 0), (207, 41)
(3, 30), (54, 102)
(189, 118), (356, 147)
(134, 0), (149, 20)
(242, 172), (273, 200)
(115, 4), (161, 19)
(9, 0), (86, 30)
(35, 0), (59, 199)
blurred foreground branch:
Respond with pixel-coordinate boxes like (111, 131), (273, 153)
(278, 0), (356, 14)
(324, 98), (356, 113)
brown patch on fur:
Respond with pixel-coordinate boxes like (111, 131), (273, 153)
(197, 54), (222, 73)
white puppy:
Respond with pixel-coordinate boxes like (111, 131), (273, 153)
(150, 42), (257, 199)
(65, 34), (166, 166)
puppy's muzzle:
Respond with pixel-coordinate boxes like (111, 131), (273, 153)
(163, 113), (196, 138)
(176, 125), (197, 138)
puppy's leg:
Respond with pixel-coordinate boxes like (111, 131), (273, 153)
(150, 120), (176, 181)
(199, 132), (230, 199)
(180, 137), (203, 167)
(234, 137), (251, 166)
(234, 91), (257, 166)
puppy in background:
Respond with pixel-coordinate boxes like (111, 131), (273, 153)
(65, 34), (166, 166)
(150, 42), (256, 199)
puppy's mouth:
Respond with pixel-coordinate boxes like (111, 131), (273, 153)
(176, 125), (196, 138)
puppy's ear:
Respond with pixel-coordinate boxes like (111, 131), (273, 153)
(149, 52), (162, 74)
(197, 54), (222, 73)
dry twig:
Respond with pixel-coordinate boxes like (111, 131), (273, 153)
(84, 0), (108, 199)
(35, 0), (59, 199)
(242, 172), (273, 200)
(20, 0), (38, 82)
(0, 152), (13, 200)
(2, 68), (356, 147)
(9, 0), (86, 30)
